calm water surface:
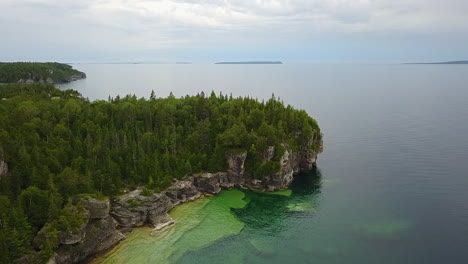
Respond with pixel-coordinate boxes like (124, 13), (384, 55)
(59, 63), (468, 264)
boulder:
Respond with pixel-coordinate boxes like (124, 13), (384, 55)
(165, 178), (201, 204)
(58, 210), (91, 245)
(77, 197), (110, 219)
(54, 216), (124, 264)
(151, 213), (174, 232)
(217, 172), (236, 188)
(110, 190), (174, 228)
(193, 173), (221, 194)
(146, 194), (174, 226)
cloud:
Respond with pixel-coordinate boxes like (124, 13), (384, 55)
(0, 0), (467, 61)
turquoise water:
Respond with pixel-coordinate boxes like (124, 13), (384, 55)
(91, 173), (323, 264)
(91, 189), (248, 264)
(61, 64), (468, 263)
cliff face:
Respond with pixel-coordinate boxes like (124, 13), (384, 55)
(16, 72), (86, 84)
(48, 144), (320, 264)
(46, 198), (124, 264)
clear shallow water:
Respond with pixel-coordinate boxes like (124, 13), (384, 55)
(91, 189), (248, 264)
(59, 63), (468, 263)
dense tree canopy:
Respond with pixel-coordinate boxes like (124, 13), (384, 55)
(0, 84), (321, 263)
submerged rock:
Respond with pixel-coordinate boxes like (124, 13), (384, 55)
(354, 219), (412, 239)
(151, 213), (175, 232)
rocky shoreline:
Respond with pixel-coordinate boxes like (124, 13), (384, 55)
(15, 72), (87, 84)
(46, 144), (321, 264)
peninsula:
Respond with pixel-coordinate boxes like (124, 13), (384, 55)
(0, 83), (322, 264)
(215, 61), (283, 64)
(0, 62), (86, 84)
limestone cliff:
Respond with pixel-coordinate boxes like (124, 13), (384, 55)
(16, 72), (86, 84)
(50, 198), (124, 264)
(47, 142), (321, 264)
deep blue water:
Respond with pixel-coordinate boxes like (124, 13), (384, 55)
(59, 63), (468, 263)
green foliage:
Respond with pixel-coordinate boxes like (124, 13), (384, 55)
(0, 195), (32, 264)
(57, 203), (85, 232)
(274, 145), (286, 161)
(0, 62), (85, 83)
(18, 186), (50, 231)
(0, 83), (321, 262)
(255, 160), (281, 178)
(141, 187), (153, 196)
(55, 167), (92, 200)
(74, 192), (108, 201)
(127, 199), (139, 208)
(32, 222), (58, 264)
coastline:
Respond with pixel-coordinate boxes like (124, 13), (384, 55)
(47, 145), (321, 264)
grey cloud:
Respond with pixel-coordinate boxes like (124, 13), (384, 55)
(0, 0), (467, 61)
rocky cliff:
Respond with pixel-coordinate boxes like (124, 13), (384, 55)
(16, 72), (86, 84)
(47, 144), (320, 264)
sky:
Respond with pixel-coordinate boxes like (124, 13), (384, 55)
(0, 0), (467, 63)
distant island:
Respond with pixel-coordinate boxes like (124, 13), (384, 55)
(215, 61), (283, 64)
(406, 60), (468, 65)
(0, 62), (86, 84)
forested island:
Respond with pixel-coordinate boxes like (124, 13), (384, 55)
(406, 60), (468, 65)
(0, 62), (86, 84)
(215, 61), (283, 64)
(0, 84), (322, 264)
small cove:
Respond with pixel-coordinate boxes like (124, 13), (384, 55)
(90, 172), (322, 264)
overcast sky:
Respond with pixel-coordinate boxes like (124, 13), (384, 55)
(1, 0), (467, 63)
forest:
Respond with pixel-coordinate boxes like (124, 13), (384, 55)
(0, 83), (321, 263)
(0, 62), (85, 83)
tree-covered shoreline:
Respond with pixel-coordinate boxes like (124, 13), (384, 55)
(0, 84), (321, 263)
(0, 62), (86, 84)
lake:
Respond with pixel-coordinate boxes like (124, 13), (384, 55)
(59, 63), (468, 264)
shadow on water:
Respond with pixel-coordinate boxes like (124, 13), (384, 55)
(176, 169), (323, 264)
(290, 168), (323, 195)
(235, 168), (323, 230)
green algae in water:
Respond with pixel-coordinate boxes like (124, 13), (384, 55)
(354, 219), (412, 239)
(286, 201), (315, 212)
(92, 171), (323, 264)
(251, 189), (293, 197)
(91, 189), (247, 264)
